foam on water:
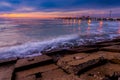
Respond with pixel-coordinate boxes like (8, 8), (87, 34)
(0, 33), (119, 60)
(0, 34), (78, 59)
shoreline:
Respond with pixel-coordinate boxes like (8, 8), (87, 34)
(0, 33), (119, 60)
(0, 37), (120, 80)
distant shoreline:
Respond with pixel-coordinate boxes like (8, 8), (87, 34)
(56, 16), (120, 21)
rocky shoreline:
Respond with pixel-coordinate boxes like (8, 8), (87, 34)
(0, 38), (120, 80)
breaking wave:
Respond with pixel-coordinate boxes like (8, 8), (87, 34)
(0, 33), (120, 60)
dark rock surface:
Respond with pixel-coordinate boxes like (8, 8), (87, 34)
(57, 53), (105, 74)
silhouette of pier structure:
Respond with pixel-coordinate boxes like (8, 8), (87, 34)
(56, 16), (120, 21)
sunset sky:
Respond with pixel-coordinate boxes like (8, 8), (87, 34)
(0, 0), (120, 18)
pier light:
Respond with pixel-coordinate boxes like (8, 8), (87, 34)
(73, 19), (76, 24)
(78, 19), (81, 25)
(99, 21), (103, 26)
(88, 19), (91, 23)
(87, 19), (91, 26)
(98, 21), (103, 32)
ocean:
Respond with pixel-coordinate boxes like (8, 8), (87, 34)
(0, 18), (120, 59)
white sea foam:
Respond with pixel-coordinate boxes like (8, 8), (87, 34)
(0, 33), (119, 60)
(0, 34), (78, 59)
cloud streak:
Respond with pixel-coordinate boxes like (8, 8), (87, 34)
(15, 6), (36, 12)
(0, 0), (120, 18)
(0, 8), (120, 18)
(0, 2), (12, 7)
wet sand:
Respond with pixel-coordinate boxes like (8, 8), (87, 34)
(0, 38), (120, 80)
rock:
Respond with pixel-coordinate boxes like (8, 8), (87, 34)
(95, 51), (120, 64)
(101, 45), (120, 53)
(15, 64), (58, 79)
(42, 69), (68, 80)
(0, 63), (15, 80)
(96, 41), (120, 47)
(69, 47), (98, 53)
(15, 55), (53, 71)
(52, 74), (81, 80)
(79, 63), (120, 80)
(16, 75), (35, 80)
(118, 77), (120, 80)
(57, 53), (105, 74)
(0, 57), (17, 65)
(110, 59), (120, 64)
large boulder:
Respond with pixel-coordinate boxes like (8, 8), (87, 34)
(57, 53), (105, 74)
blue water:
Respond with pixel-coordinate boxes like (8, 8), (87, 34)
(0, 18), (120, 59)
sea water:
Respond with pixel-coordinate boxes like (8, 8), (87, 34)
(0, 18), (120, 59)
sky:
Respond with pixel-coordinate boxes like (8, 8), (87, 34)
(0, 0), (120, 18)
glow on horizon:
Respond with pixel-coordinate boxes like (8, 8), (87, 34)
(0, 8), (120, 18)
(0, 11), (105, 19)
(0, 12), (60, 18)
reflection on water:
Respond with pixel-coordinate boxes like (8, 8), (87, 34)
(78, 19), (81, 25)
(118, 22), (120, 34)
(86, 20), (91, 36)
(98, 21), (103, 32)
(0, 18), (120, 47)
(88, 19), (91, 24)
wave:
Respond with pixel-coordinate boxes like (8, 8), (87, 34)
(0, 33), (120, 60)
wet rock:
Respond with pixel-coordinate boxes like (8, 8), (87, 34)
(16, 75), (35, 80)
(57, 53), (105, 74)
(101, 45), (120, 53)
(69, 47), (98, 53)
(95, 51), (120, 64)
(96, 41), (120, 47)
(0, 63), (15, 80)
(15, 64), (58, 79)
(80, 63), (120, 80)
(52, 74), (81, 80)
(0, 57), (17, 65)
(15, 55), (53, 71)
(103, 71), (120, 80)
(42, 69), (68, 80)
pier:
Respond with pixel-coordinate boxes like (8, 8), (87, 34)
(56, 16), (120, 21)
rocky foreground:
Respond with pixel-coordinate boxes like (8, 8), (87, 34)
(0, 38), (120, 80)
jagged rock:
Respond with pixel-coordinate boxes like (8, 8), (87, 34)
(80, 63), (120, 80)
(95, 51), (120, 64)
(57, 53), (105, 74)
(110, 59), (120, 64)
